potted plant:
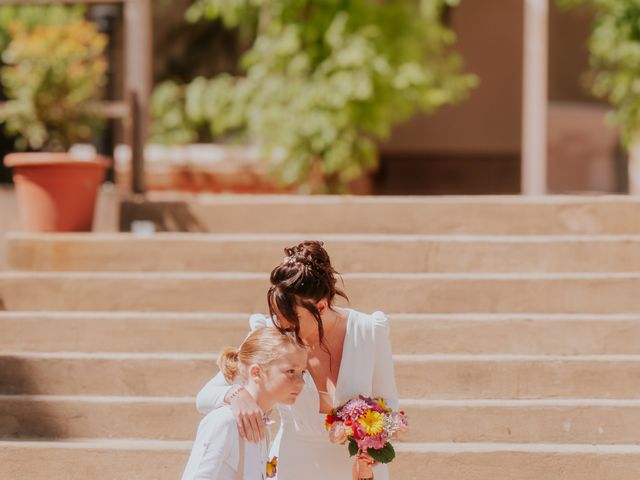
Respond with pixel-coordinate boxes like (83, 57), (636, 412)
(560, 0), (640, 193)
(1, 17), (110, 231)
(151, 0), (477, 194)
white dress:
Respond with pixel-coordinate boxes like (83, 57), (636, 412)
(182, 405), (270, 480)
(196, 309), (399, 480)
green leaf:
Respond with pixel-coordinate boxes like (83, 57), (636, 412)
(367, 443), (396, 464)
(348, 438), (359, 458)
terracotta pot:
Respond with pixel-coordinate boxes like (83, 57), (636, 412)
(4, 152), (110, 232)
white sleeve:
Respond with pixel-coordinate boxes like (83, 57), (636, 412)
(195, 313), (272, 414)
(182, 413), (237, 480)
(371, 311), (400, 411)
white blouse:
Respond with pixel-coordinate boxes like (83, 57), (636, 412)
(195, 309), (399, 480)
(182, 406), (269, 480)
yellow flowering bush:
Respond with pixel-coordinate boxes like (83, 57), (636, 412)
(0, 19), (108, 151)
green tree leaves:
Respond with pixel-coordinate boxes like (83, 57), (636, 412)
(561, 0), (640, 145)
(153, 0), (477, 192)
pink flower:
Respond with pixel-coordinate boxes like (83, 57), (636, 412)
(357, 433), (387, 451)
(397, 412), (409, 435)
(341, 398), (369, 422)
(351, 421), (366, 441)
(328, 422), (350, 444)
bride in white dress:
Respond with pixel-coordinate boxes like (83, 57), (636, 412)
(196, 241), (399, 479)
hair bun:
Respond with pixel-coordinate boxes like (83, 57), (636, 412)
(283, 241), (331, 269)
(218, 347), (240, 383)
(269, 240), (349, 345)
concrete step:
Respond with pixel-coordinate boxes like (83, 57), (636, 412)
(3, 272), (640, 313)
(3, 395), (640, 444)
(124, 193), (640, 235)
(2, 353), (640, 399)
(10, 233), (640, 273)
(0, 395), (197, 441)
(1, 439), (639, 480)
(3, 312), (640, 355)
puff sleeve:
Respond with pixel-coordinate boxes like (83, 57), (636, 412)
(195, 314), (271, 414)
(371, 311), (399, 411)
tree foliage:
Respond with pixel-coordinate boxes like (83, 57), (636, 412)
(154, 0), (477, 192)
(560, 0), (640, 145)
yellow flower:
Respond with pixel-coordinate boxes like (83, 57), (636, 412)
(266, 456), (278, 478)
(358, 410), (384, 436)
(375, 397), (392, 412)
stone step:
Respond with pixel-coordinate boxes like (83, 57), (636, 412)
(124, 193), (640, 235)
(3, 312), (640, 355)
(10, 233), (640, 273)
(3, 395), (640, 444)
(2, 353), (640, 399)
(1, 439), (639, 480)
(3, 272), (640, 313)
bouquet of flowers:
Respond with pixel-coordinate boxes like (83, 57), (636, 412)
(325, 396), (408, 476)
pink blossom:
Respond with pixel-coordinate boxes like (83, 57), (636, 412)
(357, 433), (387, 451)
(341, 398), (369, 422)
(328, 422), (350, 445)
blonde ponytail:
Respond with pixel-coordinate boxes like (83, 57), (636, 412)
(217, 347), (241, 383)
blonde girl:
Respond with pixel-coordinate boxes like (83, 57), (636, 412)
(182, 328), (307, 480)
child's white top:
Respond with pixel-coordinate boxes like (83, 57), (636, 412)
(182, 405), (268, 480)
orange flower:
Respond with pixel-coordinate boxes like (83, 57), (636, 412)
(266, 456), (278, 478)
(325, 412), (338, 430)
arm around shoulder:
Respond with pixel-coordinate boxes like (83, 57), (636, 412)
(195, 372), (233, 415)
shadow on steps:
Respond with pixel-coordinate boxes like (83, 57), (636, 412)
(0, 356), (65, 439)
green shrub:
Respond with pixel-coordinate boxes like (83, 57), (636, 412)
(560, 0), (640, 145)
(154, 0), (477, 192)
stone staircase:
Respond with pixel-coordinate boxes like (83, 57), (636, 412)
(2, 195), (640, 479)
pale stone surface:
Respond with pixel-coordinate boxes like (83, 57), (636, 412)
(3, 395), (640, 444)
(3, 353), (640, 399)
(3, 312), (640, 355)
(11, 232), (640, 273)
(4, 271), (640, 313)
(1, 441), (640, 480)
(125, 194), (640, 234)
(3, 195), (640, 478)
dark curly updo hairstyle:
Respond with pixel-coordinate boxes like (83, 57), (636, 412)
(267, 241), (348, 348)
